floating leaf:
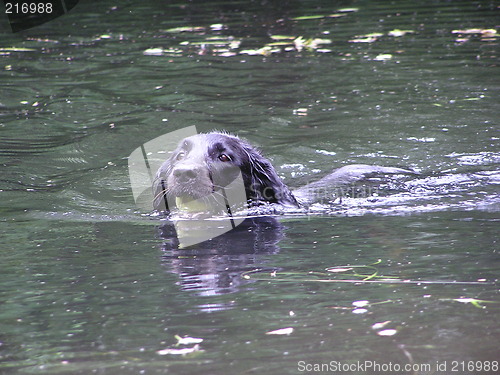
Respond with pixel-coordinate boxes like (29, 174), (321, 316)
(388, 29), (415, 37)
(293, 15), (325, 20)
(372, 321), (392, 330)
(266, 327), (294, 335)
(294, 37), (331, 51)
(270, 35), (296, 40)
(26, 37), (59, 43)
(0, 47), (36, 52)
(143, 48), (164, 56)
(239, 49), (259, 55)
(377, 329), (398, 336)
(240, 46), (280, 56)
(454, 298), (476, 303)
(292, 13), (350, 20)
(327, 267), (353, 273)
(165, 26), (205, 33)
(267, 41), (294, 46)
(452, 297), (489, 308)
(349, 32), (383, 43)
(293, 108), (308, 116)
(352, 308), (368, 314)
(175, 335), (203, 345)
(349, 37), (378, 43)
(157, 344), (202, 355)
(218, 51), (237, 57)
(407, 137), (436, 142)
(373, 54), (393, 61)
(452, 28), (497, 36)
(210, 24), (226, 31)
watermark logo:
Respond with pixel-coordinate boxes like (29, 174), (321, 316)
(128, 126), (247, 248)
(4, 1), (79, 33)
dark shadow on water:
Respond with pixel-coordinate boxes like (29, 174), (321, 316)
(156, 166), (499, 312)
(159, 216), (285, 301)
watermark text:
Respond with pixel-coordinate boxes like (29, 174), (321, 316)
(297, 360), (498, 373)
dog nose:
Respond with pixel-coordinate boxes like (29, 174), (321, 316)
(173, 166), (198, 181)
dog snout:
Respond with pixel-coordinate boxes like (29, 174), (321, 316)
(173, 165), (200, 182)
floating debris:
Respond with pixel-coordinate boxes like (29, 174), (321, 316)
(450, 297), (493, 308)
(240, 46), (281, 56)
(352, 308), (368, 314)
(371, 321), (392, 330)
(292, 14), (347, 21)
(451, 28), (497, 43)
(407, 137), (436, 143)
(349, 33), (383, 43)
(338, 8), (359, 13)
(350, 29), (414, 43)
(266, 327), (294, 335)
(143, 47), (184, 56)
(143, 48), (164, 56)
(175, 335), (203, 346)
(293, 37), (332, 51)
(157, 344), (202, 355)
(388, 29), (415, 37)
(26, 37), (59, 43)
(270, 35), (295, 40)
(266, 36), (332, 52)
(218, 51), (237, 57)
(210, 23), (227, 31)
(293, 15), (325, 20)
(373, 53), (393, 61)
(293, 108), (308, 116)
(148, 25), (335, 57)
(352, 300), (369, 307)
(326, 267), (353, 273)
(451, 28), (497, 36)
(0, 47), (36, 52)
(349, 37), (377, 43)
(164, 26), (205, 33)
(376, 329), (398, 336)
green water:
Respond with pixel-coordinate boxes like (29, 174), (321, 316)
(0, 0), (498, 374)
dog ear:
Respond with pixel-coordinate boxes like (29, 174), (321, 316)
(242, 146), (298, 207)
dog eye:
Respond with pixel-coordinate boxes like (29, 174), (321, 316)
(218, 154), (231, 162)
(176, 152), (185, 161)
